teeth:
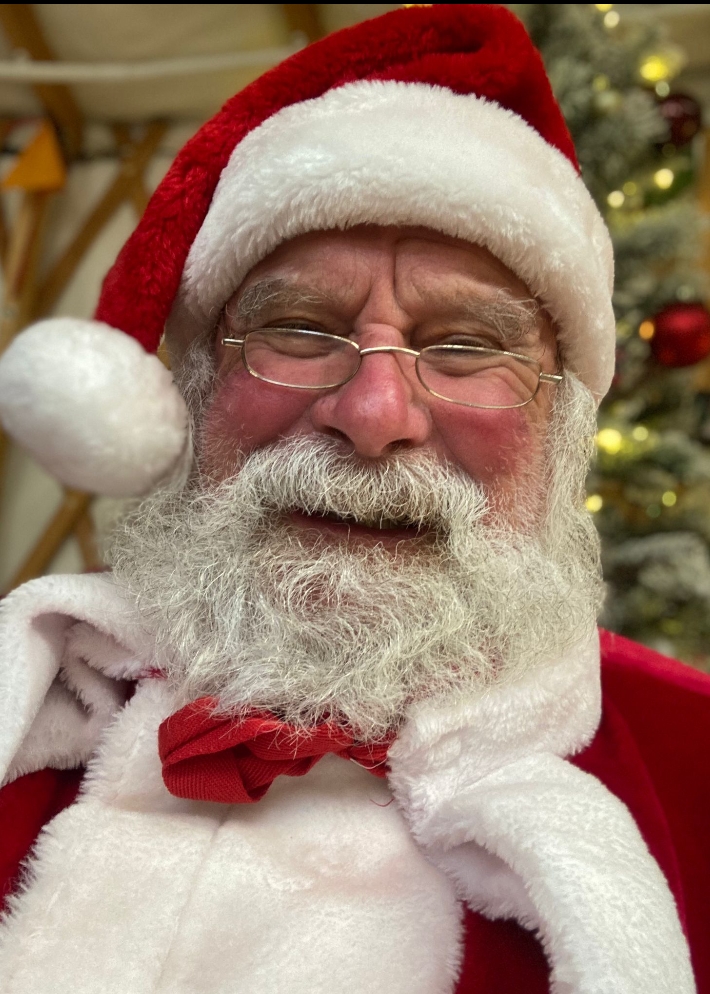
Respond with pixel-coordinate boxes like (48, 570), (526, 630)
(321, 511), (411, 530)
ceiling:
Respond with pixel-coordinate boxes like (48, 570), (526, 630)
(0, 4), (706, 126)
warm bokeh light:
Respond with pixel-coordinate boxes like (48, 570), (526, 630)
(597, 428), (623, 454)
(640, 55), (672, 83)
(586, 494), (604, 513)
(639, 320), (655, 340)
(595, 4), (613, 11)
(607, 190), (625, 208)
(604, 10), (620, 28)
(632, 425), (649, 441)
(654, 168), (674, 190)
(662, 491), (678, 507)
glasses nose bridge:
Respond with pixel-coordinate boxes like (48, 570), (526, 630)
(358, 344), (419, 359)
(352, 344), (420, 389)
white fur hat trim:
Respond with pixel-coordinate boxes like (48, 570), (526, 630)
(170, 80), (615, 401)
(0, 319), (188, 498)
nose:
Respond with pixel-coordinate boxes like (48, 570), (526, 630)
(310, 340), (431, 458)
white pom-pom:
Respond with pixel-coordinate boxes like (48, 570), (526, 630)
(0, 319), (188, 497)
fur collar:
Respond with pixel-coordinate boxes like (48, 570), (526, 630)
(0, 573), (696, 993)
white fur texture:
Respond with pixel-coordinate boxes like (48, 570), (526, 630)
(388, 634), (696, 994)
(0, 573), (149, 785)
(0, 318), (188, 497)
(169, 80), (615, 401)
(0, 678), (463, 994)
(0, 575), (694, 992)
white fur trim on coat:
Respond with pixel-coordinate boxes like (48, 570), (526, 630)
(0, 319), (189, 497)
(0, 573), (149, 784)
(0, 575), (695, 993)
(0, 678), (463, 994)
(388, 634), (696, 994)
(169, 80), (615, 401)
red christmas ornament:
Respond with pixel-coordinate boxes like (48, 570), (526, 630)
(657, 92), (702, 148)
(648, 302), (710, 367)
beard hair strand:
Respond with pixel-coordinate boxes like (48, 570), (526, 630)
(108, 375), (603, 739)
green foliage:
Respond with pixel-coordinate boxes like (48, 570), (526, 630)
(516, 4), (710, 664)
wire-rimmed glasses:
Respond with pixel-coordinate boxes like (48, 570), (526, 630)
(221, 328), (563, 410)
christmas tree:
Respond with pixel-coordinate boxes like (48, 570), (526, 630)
(515, 4), (710, 665)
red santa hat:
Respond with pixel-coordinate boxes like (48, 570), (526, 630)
(0, 4), (615, 498)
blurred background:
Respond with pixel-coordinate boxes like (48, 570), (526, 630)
(0, 3), (709, 666)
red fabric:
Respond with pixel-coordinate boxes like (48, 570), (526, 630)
(159, 698), (393, 803)
(592, 630), (710, 992)
(0, 767), (83, 916)
(457, 910), (550, 992)
(2, 633), (709, 992)
(95, 4), (576, 354)
(454, 630), (710, 993)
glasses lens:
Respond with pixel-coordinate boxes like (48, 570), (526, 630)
(243, 329), (360, 389)
(418, 346), (541, 409)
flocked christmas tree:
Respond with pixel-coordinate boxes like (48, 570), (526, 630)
(514, 4), (710, 665)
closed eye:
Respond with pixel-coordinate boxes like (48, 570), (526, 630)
(423, 333), (503, 351)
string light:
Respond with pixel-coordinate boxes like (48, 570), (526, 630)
(595, 3), (613, 10)
(662, 491), (678, 507)
(639, 320), (655, 340)
(639, 46), (686, 84)
(607, 190), (624, 208)
(604, 10), (620, 28)
(597, 428), (623, 454)
(639, 55), (672, 84)
(632, 425), (649, 441)
(586, 494), (604, 513)
(654, 167), (674, 190)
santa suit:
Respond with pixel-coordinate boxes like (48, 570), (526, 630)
(0, 6), (706, 992)
(0, 572), (706, 993)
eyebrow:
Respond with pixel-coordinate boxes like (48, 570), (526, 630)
(227, 277), (541, 347)
(227, 278), (339, 327)
(453, 291), (540, 347)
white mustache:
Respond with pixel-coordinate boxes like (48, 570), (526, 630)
(224, 434), (489, 536)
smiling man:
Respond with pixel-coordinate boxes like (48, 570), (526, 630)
(110, 225), (597, 742)
(0, 6), (708, 994)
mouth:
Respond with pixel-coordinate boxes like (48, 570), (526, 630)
(287, 509), (431, 543)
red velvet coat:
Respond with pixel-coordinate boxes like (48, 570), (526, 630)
(1, 630), (709, 992)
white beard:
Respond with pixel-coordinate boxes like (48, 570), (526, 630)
(108, 375), (603, 739)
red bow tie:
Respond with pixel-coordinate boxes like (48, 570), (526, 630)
(158, 698), (394, 804)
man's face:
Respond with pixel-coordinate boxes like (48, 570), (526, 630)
(201, 226), (560, 528)
(111, 226), (601, 737)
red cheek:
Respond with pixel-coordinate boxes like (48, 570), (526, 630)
(433, 403), (538, 484)
(202, 369), (315, 461)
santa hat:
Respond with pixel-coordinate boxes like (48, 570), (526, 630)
(0, 4), (615, 498)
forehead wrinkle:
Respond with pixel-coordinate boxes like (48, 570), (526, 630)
(228, 273), (544, 349)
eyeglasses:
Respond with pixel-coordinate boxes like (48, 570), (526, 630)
(221, 328), (563, 410)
